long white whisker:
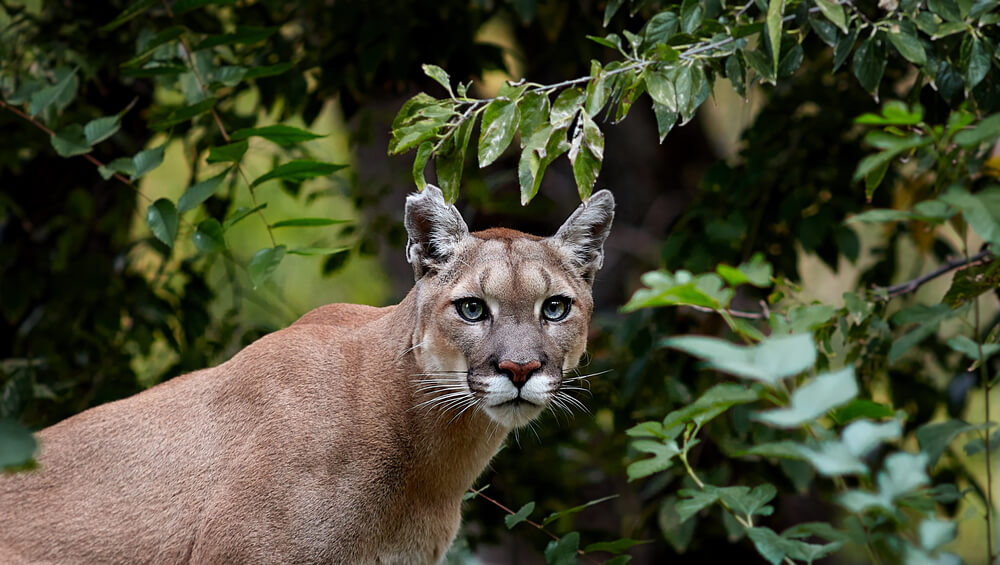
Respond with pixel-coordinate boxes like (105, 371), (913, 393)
(557, 392), (590, 414)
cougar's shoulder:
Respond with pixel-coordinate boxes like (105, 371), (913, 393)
(291, 302), (394, 329)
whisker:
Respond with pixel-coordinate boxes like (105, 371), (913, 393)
(557, 392), (590, 414)
(397, 342), (425, 359)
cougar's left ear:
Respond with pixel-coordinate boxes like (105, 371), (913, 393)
(404, 185), (470, 280)
(550, 190), (615, 284)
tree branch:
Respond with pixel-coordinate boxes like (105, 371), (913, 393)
(876, 249), (994, 300)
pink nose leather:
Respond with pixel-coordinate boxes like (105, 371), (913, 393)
(498, 360), (541, 385)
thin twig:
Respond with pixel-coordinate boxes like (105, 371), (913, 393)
(0, 97), (153, 204)
(469, 489), (601, 564)
(876, 249), (993, 299)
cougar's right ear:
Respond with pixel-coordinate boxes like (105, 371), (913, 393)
(404, 185), (470, 279)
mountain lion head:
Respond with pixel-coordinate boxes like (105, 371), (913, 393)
(404, 186), (614, 429)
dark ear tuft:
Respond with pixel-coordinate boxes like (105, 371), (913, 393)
(551, 190), (615, 284)
(404, 185), (470, 279)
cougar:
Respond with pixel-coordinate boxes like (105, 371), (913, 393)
(0, 185), (615, 564)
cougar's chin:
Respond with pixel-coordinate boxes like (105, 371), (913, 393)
(482, 399), (546, 428)
(477, 373), (554, 428)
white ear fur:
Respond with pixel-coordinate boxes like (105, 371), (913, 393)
(404, 185), (470, 279)
(551, 189), (615, 284)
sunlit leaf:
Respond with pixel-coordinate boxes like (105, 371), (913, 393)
(662, 333), (816, 386)
(755, 367), (857, 427)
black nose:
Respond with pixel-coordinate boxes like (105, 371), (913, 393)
(498, 360), (541, 388)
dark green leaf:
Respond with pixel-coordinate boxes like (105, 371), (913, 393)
(661, 383), (764, 431)
(436, 117), (475, 203)
(207, 141), (249, 163)
(815, 0), (848, 32)
(131, 145), (166, 180)
(83, 116), (121, 146)
(584, 539), (648, 554)
(173, 0), (239, 15)
(766, 0), (785, 74)
(223, 204), (266, 230)
(248, 245), (286, 289)
(645, 70), (677, 112)
(946, 334), (1000, 362)
(422, 64), (454, 97)
(505, 501), (535, 529)
(726, 54), (746, 96)
(194, 26), (277, 50)
(540, 495), (618, 527)
(518, 126), (569, 205)
(270, 217), (349, 228)
(229, 125), (324, 147)
(628, 439), (680, 480)
(886, 21), (927, 65)
(680, 0), (704, 33)
(286, 247), (350, 256)
(937, 186), (1000, 245)
(544, 532), (580, 565)
(644, 11), (679, 47)
(830, 399), (895, 424)
(584, 66), (610, 117)
(51, 124), (92, 157)
(676, 489), (719, 523)
(833, 25), (859, 71)
(146, 198), (178, 248)
(100, 0), (158, 32)
(177, 170), (229, 213)
(853, 34), (888, 95)
(916, 419), (980, 466)
(928, 0), (962, 21)
(122, 26), (185, 68)
(252, 160), (347, 188)
(99, 157), (136, 180)
(29, 69), (77, 116)
(652, 102), (678, 143)
(569, 112), (604, 200)
(412, 141), (433, 191)
(954, 113), (1000, 146)
(193, 219), (226, 254)
(963, 37), (992, 90)
(478, 100), (519, 168)
(518, 92), (551, 145)
(151, 98), (217, 130)
(243, 63), (295, 80)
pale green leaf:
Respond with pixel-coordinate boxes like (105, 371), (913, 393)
(754, 367), (858, 427)
(248, 245), (286, 289)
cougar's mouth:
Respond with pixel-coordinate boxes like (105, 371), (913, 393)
(491, 396), (540, 409)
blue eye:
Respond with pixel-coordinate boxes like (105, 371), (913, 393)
(456, 298), (488, 322)
(542, 296), (571, 322)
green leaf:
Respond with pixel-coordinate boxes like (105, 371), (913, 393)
(248, 245), (286, 289)
(0, 419), (37, 470)
(662, 383), (763, 431)
(150, 98), (217, 130)
(146, 198), (178, 248)
(550, 88), (586, 129)
(207, 141), (249, 163)
(886, 21), (927, 66)
(177, 170), (229, 213)
(436, 116), (475, 203)
(680, 0), (704, 33)
(628, 439), (680, 481)
(173, 0), (239, 15)
(193, 219), (226, 254)
(963, 37), (991, 90)
(270, 217), (349, 228)
(584, 67), (610, 117)
(99, 157), (136, 180)
(842, 419), (902, 457)
(644, 11), (679, 47)
(645, 70), (677, 112)
(879, 451), (930, 499)
(928, 0), (962, 21)
(518, 92), (551, 145)
(243, 62), (295, 80)
(100, 0), (158, 31)
(676, 489), (719, 523)
(622, 270), (734, 311)
(919, 519), (957, 552)
(50, 124), (92, 157)
(852, 34), (888, 96)
(662, 333), (816, 386)
(954, 113), (1000, 146)
(726, 54), (747, 97)
(830, 399), (894, 424)
(194, 26), (277, 50)
(963, 428), (1000, 456)
(544, 532), (580, 565)
(131, 145), (166, 180)
(223, 204), (266, 230)
(796, 441), (868, 476)
(916, 419), (980, 466)
(855, 100), (925, 125)
(766, 0), (785, 74)
(29, 69), (77, 116)
(652, 102), (678, 143)
(83, 116), (122, 146)
(748, 527), (841, 565)
(478, 100), (520, 168)
(755, 367), (858, 427)
(540, 495), (618, 527)
(122, 26), (185, 68)
(738, 440), (807, 460)
(518, 126), (569, 205)
(252, 160), (348, 188)
(815, 0), (848, 32)
(713, 483), (777, 519)
(422, 64), (454, 97)
(505, 501), (535, 529)
(944, 261), (1000, 307)
(937, 186), (1000, 245)
(409, 141), (432, 191)
(230, 125), (325, 147)
(569, 112), (604, 200)
(716, 253), (772, 287)
(286, 247), (349, 256)
(947, 334), (1000, 363)
(833, 25), (859, 71)
(584, 539), (647, 554)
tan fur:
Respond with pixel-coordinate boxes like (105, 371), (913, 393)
(0, 186), (614, 564)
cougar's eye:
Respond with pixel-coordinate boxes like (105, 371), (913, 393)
(541, 296), (571, 322)
(455, 298), (489, 322)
